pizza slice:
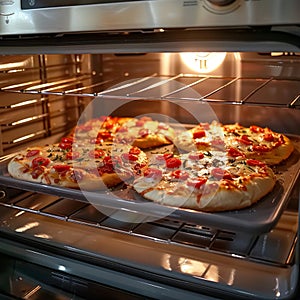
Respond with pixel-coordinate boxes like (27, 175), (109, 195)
(73, 115), (176, 149)
(114, 116), (176, 149)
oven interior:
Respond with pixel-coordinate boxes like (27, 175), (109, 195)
(0, 52), (299, 299)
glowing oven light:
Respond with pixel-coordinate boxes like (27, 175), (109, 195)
(180, 52), (227, 73)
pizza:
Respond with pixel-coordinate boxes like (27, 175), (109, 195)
(74, 115), (175, 149)
(7, 116), (294, 212)
(133, 150), (277, 212)
(174, 121), (294, 165)
(8, 139), (148, 190)
(7, 114), (175, 191)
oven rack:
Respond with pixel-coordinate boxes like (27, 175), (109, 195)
(1, 71), (299, 153)
(0, 189), (297, 269)
(0, 73), (300, 108)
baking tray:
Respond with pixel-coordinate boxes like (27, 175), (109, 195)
(0, 135), (299, 234)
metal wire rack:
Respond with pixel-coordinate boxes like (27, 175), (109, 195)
(0, 189), (297, 268)
(0, 73), (299, 108)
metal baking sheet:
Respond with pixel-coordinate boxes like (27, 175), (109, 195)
(0, 135), (299, 234)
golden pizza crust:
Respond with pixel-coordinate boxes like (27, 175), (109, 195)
(245, 135), (294, 165)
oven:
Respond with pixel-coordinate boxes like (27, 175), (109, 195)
(0, 1), (299, 299)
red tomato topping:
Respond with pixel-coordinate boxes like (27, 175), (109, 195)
(187, 177), (207, 189)
(211, 167), (232, 180)
(193, 130), (206, 139)
(156, 153), (173, 160)
(97, 131), (112, 140)
(99, 165), (114, 174)
(228, 147), (244, 157)
(158, 122), (169, 130)
(135, 120), (145, 127)
(61, 137), (73, 144)
(103, 121), (114, 130)
(138, 128), (149, 138)
(59, 142), (72, 150)
(52, 164), (71, 173)
(116, 126), (128, 133)
(156, 153), (173, 161)
(166, 157), (182, 169)
(188, 152), (204, 160)
(238, 135), (253, 145)
(89, 149), (105, 159)
(98, 156), (115, 174)
(211, 138), (225, 147)
(31, 166), (44, 179)
(96, 138), (105, 144)
(133, 163), (145, 171)
(32, 157), (50, 168)
(274, 135), (284, 148)
(246, 159), (266, 167)
(66, 151), (80, 160)
(144, 168), (162, 179)
(253, 144), (271, 152)
(26, 149), (40, 158)
(250, 125), (265, 133)
(121, 153), (138, 161)
(70, 170), (84, 182)
(103, 156), (113, 165)
(264, 133), (274, 142)
(171, 170), (189, 180)
(129, 147), (141, 155)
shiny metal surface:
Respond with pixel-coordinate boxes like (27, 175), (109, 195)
(0, 191), (298, 299)
(0, 0), (299, 35)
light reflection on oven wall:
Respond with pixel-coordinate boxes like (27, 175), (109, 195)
(161, 253), (230, 284)
(160, 52), (241, 78)
(179, 52), (227, 74)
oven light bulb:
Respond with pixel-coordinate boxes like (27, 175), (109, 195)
(180, 52), (227, 73)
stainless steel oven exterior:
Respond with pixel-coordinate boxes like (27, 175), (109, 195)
(1, 0), (299, 35)
(0, 1), (299, 300)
